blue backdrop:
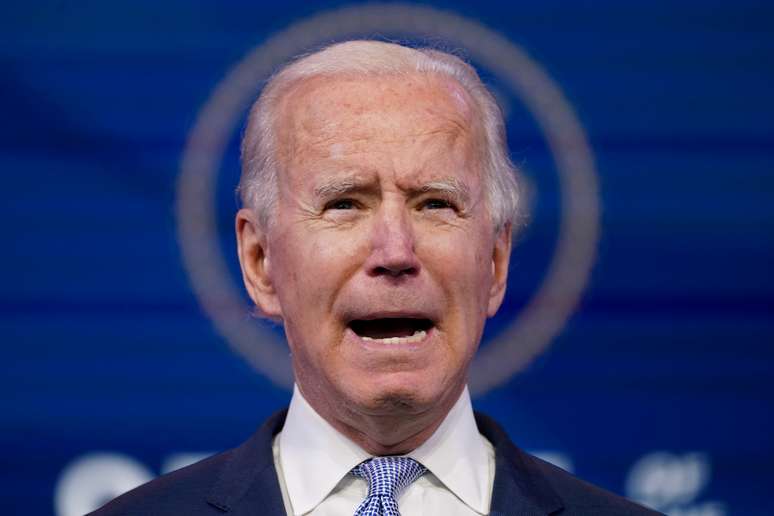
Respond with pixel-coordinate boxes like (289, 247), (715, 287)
(2, 1), (773, 515)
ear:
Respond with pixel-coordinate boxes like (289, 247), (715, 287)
(487, 223), (512, 317)
(235, 208), (283, 321)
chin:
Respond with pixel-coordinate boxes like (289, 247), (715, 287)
(346, 371), (451, 416)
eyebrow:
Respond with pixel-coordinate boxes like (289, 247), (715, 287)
(313, 177), (374, 200)
(414, 177), (471, 206)
(312, 175), (472, 206)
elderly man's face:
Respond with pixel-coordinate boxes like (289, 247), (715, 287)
(238, 73), (510, 418)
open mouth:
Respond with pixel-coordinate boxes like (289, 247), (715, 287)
(349, 318), (434, 344)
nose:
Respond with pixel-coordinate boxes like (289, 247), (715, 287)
(364, 203), (420, 278)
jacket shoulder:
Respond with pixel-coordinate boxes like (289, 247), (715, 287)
(475, 411), (662, 516)
(88, 410), (288, 516)
(528, 453), (662, 515)
(88, 450), (235, 516)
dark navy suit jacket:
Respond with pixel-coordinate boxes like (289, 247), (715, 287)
(90, 410), (661, 516)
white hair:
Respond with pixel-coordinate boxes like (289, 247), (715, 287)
(238, 40), (520, 231)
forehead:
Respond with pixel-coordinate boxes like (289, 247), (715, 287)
(274, 72), (484, 187)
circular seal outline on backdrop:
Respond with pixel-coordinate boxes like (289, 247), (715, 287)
(176, 3), (599, 396)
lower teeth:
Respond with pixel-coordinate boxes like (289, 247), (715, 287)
(361, 329), (427, 344)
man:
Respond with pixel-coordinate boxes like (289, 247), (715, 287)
(93, 41), (659, 515)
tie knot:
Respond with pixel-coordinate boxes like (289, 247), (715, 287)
(352, 456), (427, 498)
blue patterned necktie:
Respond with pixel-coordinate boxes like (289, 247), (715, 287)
(351, 456), (427, 516)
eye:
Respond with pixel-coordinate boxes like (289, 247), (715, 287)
(421, 198), (455, 210)
(325, 198), (357, 210)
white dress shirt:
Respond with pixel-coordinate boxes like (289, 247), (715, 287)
(273, 385), (495, 516)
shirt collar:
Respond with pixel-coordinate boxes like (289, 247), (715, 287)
(278, 385), (491, 515)
(278, 385), (370, 515)
(407, 386), (492, 514)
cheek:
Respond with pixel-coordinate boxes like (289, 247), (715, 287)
(310, 230), (362, 263)
(421, 228), (489, 275)
(273, 229), (366, 315)
(420, 229), (493, 307)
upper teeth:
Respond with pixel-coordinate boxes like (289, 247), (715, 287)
(361, 329), (427, 344)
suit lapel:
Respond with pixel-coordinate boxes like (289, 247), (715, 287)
(206, 410), (288, 515)
(475, 412), (564, 516)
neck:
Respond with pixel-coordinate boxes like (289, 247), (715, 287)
(298, 383), (465, 456)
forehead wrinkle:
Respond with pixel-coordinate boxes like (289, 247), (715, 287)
(299, 117), (469, 160)
(291, 75), (474, 141)
(275, 73), (487, 195)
